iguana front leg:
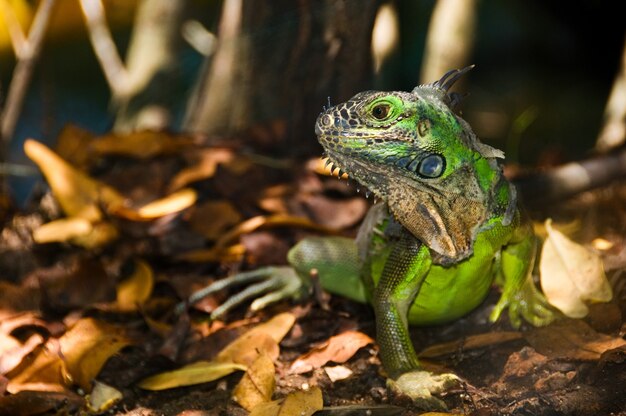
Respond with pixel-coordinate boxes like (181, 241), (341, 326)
(490, 219), (556, 327)
(371, 228), (458, 409)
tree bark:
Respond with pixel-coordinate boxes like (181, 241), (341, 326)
(185, 0), (379, 155)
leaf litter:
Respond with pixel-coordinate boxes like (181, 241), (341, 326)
(0, 126), (624, 414)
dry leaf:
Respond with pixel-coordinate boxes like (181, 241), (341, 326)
(233, 354), (276, 411)
(32, 218), (92, 244)
(55, 124), (96, 168)
(0, 390), (84, 415)
(250, 386), (323, 416)
(524, 319), (626, 360)
(290, 330), (373, 374)
(216, 313), (295, 366)
(91, 130), (194, 159)
(6, 342), (69, 393)
(324, 365), (353, 382)
(540, 219), (612, 318)
(137, 361), (246, 390)
(135, 188), (197, 219)
(116, 260), (154, 311)
(216, 215), (335, 248)
(60, 318), (132, 390)
(188, 201), (242, 240)
(86, 380), (122, 413)
(24, 139), (125, 221)
(419, 331), (523, 358)
(177, 244), (247, 263)
(169, 148), (236, 191)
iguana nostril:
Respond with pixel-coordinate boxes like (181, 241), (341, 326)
(322, 114), (332, 126)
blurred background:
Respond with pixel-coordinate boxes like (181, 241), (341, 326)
(1, 0), (625, 202)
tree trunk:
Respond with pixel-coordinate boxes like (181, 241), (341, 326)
(185, 0), (379, 155)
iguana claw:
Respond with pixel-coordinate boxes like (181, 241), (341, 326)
(176, 266), (304, 319)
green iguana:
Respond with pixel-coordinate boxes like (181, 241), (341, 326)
(183, 67), (556, 408)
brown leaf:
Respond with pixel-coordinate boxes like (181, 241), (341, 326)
(0, 390), (84, 416)
(137, 361), (246, 390)
(90, 130), (194, 159)
(55, 124), (96, 169)
(249, 386), (323, 416)
(38, 257), (114, 312)
(216, 313), (296, 366)
(302, 195), (369, 229)
(215, 215), (336, 248)
(116, 260), (154, 311)
(233, 354), (276, 411)
(169, 148), (236, 191)
(419, 331), (523, 358)
(290, 330), (374, 374)
(176, 244), (246, 263)
(6, 341), (69, 393)
(524, 319), (626, 360)
(60, 318), (132, 390)
(188, 201), (242, 240)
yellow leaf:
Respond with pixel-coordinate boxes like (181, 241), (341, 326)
(60, 318), (132, 391)
(24, 139), (125, 221)
(540, 219), (612, 318)
(137, 361), (246, 390)
(135, 188), (197, 219)
(233, 354), (276, 411)
(250, 386), (323, 416)
(69, 221), (119, 249)
(33, 218), (92, 243)
(86, 381), (122, 413)
(116, 260), (154, 311)
(216, 313), (295, 366)
(176, 244), (246, 263)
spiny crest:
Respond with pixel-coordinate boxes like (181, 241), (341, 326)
(414, 65), (474, 111)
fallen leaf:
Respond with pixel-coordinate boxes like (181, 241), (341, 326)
(419, 331), (523, 358)
(324, 365), (353, 382)
(290, 330), (373, 374)
(176, 244), (247, 263)
(250, 386), (323, 416)
(233, 354), (276, 411)
(24, 139), (125, 221)
(540, 219), (612, 318)
(168, 148), (236, 191)
(0, 390), (84, 416)
(188, 201), (242, 240)
(32, 217), (92, 244)
(216, 313), (296, 366)
(0, 333), (45, 374)
(116, 260), (154, 311)
(216, 215), (336, 248)
(86, 380), (122, 413)
(524, 319), (626, 360)
(591, 238), (614, 251)
(90, 130), (194, 159)
(6, 342), (69, 393)
(137, 361), (246, 390)
(55, 124), (96, 168)
(60, 318), (132, 390)
(135, 188), (197, 219)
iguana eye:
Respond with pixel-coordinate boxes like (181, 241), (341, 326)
(371, 104), (390, 120)
(418, 154), (445, 178)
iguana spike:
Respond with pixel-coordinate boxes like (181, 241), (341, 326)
(434, 65), (475, 92)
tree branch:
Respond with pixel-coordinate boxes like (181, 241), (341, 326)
(0, 0), (56, 154)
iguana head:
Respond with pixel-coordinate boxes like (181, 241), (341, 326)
(315, 67), (509, 264)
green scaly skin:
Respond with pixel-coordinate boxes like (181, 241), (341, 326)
(184, 68), (556, 408)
